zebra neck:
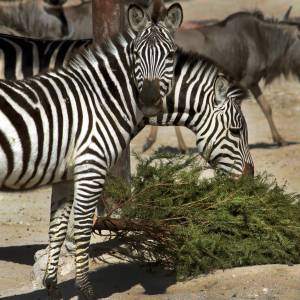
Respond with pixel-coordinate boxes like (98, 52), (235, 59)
(145, 50), (219, 130)
(65, 31), (141, 157)
(146, 111), (192, 127)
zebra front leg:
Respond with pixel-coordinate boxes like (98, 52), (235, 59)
(73, 166), (106, 300)
(143, 126), (158, 152)
(43, 181), (74, 297)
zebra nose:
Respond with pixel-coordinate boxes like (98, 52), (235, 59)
(242, 162), (254, 176)
(140, 79), (161, 102)
(139, 79), (163, 117)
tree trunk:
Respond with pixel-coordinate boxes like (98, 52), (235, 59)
(92, 0), (124, 39)
(92, 0), (131, 215)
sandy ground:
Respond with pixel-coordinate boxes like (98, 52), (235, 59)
(1, 0), (300, 299)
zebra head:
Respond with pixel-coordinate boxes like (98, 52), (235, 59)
(128, 3), (183, 117)
(196, 75), (254, 177)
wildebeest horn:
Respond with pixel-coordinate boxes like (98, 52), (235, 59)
(283, 6), (293, 21)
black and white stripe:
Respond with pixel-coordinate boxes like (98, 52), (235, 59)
(143, 50), (254, 175)
(0, 8), (253, 299)
(0, 33), (91, 80)
(0, 3), (182, 297)
(132, 24), (176, 95)
(0, 33), (253, 176)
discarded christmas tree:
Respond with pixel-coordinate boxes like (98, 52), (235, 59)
(94, 152), (300, 279)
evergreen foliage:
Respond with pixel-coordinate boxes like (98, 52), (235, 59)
(103, 152), (300, 279)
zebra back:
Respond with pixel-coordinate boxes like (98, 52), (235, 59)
(0, 33), (92, 80)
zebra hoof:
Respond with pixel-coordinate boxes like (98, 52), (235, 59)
(76, 281), (97, 300)
(44, 277), (61, 299)
(47, 288), (62, 300)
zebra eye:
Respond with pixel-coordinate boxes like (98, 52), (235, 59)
(166, 52), (175, 60)
(229, 127), (241, 136)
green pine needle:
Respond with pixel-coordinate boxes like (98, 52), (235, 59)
(104, 152), (300, 280)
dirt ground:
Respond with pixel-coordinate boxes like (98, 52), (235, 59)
(1, 0), (300, 299)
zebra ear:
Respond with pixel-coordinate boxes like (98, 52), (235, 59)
(164, 3), (183, 32)
(214, 76), (229, 106)
(128, 4), (150, 33)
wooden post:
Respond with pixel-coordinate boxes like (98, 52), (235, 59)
(92, 0), (131, 203)
(92, 0), (124, 39)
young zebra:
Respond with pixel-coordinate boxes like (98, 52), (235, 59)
(0, 3), (183, 299)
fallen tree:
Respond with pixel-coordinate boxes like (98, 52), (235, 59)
(93, 152), (300, 279)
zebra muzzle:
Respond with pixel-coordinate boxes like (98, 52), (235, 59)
(139, 79), (163, 117)
(242, 162), (254, 177)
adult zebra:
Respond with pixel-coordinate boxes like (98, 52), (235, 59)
(51, 44), (254, 298)
(0, 3), (183, 299)
(144, 50), (254, 175)
(0, 8), (253, 299)
(0, 34), (91, 80)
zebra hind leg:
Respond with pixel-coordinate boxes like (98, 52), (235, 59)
(73, 168), (106, 299)
(43, 181), (74, 297)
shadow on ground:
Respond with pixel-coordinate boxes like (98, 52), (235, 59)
(155, 141), (300, 154)
(249, 141), (300, 149)
(155, 145), (198, 154)
(0, 244), (46, 265)
(1, 262), (176, 299)
(0, 240), (176, 299)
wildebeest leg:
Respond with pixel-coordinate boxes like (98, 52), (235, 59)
(250, 84), (287, 146)
(44, 181), (73, 297)
(143, 126), (158, 152)
(175, 127), (188, 153)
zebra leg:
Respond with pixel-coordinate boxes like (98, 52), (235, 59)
(175, 127), (188, 153)
(73, 167), (106, 299)
(250, 84), (287, 146)
(143, 125), (158, 152)
(43, 181), (74, 296)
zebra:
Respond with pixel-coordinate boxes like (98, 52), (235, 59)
(0, 3), (183, 299)
(0, 5), (253, 296)
(51, 45), (254, 297)
(0, 33), (91, 80)
(139, 50), (254, 176)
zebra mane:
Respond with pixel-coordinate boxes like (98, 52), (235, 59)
(175, 48), (248, 102)
(69, 29), (135, 71)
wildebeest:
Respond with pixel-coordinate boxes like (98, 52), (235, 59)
(144, 9), (300, 152)
(43, 0), (71, 37)
(51, 0), (93, 39)
(0, 0), (67, 38)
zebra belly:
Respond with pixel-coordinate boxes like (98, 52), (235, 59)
(0, 112), (72, 190)
(0, 147), (70, 190)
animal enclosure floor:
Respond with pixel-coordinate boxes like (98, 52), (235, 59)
(1, 0), (300, 299)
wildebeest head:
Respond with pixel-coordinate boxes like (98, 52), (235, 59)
(128, 3), (183, 117)
(196, 75), (254, 177)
